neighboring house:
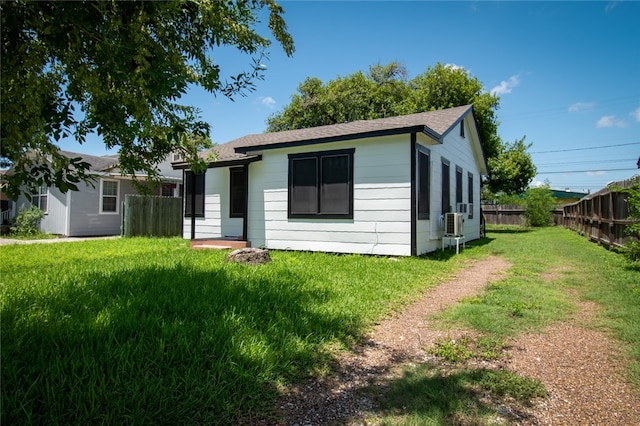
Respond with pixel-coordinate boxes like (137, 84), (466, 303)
(1, 170), (15, 227)
(11, 150), (182, 236)
(173, 105), (488, 256)
(550, 188), (589, 206)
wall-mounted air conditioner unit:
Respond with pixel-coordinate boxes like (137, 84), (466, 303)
(445, 212), (464, 236)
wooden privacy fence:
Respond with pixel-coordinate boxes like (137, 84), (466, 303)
(122, 195), (182, 237)
(481, 205), (563, 226)
(561, 180), (636, 248)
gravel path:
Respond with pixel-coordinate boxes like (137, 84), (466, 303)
(265, 256), (640, 425)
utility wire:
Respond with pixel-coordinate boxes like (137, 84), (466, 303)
(536, 168), (638, 174)
(536, 159), (631, 167)
(530, 142), (640, 154)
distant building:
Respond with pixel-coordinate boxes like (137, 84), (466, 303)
(550, 189), (589, 205)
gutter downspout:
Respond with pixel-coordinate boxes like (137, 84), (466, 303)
(190, 171), (196, 240)
(242, 164), (249, 241)
(410, 133), (417, 256)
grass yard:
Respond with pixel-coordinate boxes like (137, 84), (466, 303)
(368, 226), (640, 424)
(1, 237), (468, 424)
(1, 227), (638, 424)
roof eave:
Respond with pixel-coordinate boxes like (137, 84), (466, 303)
(235, 125), (440, 155)
(171, 155), (262, 170)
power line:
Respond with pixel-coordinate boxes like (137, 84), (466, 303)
(536, 167), (638, 174)
(499, 95), (640, 120)
(530, 142), (640, 154)
(536, 159), (632, 167)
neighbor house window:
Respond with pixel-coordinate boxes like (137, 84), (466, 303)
(184, 171), (205, 218)
(229, 167), (246, 218)
(32, 185), (48, 212)
(460, 119), (465, 138)
(441, 159), (450, 214)
(100, 179), (119, 214)
(468, 172), (474, 219)
(288, 148), (354, 219)
(417, 146), (430, 220)
(161, 183), (175, 197)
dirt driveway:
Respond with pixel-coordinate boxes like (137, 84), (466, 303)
(270, 256), (640, 425)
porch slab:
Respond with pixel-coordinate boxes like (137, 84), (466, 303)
(190, 238), (251, 250)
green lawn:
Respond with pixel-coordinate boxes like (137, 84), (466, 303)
(368, 226), (640, 425)
(1, 228), (638, 424)
(1, 237), (467, 424)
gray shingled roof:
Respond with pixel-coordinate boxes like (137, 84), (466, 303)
(177, 105), (473, 168)
(59, 150), (119, 172)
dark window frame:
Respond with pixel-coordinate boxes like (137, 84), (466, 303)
(417, 145), (430, 220)
(288, 148), (355, 219)
(441, 159), (451, 214)
(468, 172), (474, 219)
(460, 119), (465, 138)
(455, 165), (463, 205)
(229, 167), (247, 218)
(184, 171), (205, 218)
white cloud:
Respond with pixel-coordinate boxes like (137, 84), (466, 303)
(256, 96), (276, 109)
(605, 2), (619, 12)
(490, 75), (520, 96)
(568, 101), (596, 112)
(596, 115), (626, 128)
(630, 107), (640, 122)
(587, 170), (607, 176)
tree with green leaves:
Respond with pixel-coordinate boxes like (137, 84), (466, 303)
(486, 136), (537, 195)
(1, 0), (294, 200)
(267, 62), (502, 160)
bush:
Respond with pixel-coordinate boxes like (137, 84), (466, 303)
(621, 176), (640, 262)
(11, 205), (45, 236)
(523, 185), (556, 227)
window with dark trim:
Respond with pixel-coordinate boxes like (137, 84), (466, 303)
(468, 172), (474, 219)
(441, 159), (450, 214)
(288, 148), (354, 218)
(184, 171), (205, 218)
(460, 119), (465, 138)
(417, 146), (430, 220)
(229, 167), (246, 218)
(455, 166), (463, 205)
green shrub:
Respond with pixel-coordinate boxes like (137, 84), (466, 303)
(523, 185), (557, 227)
(11, 205), (45, 236)
(621, 176), (640, 262)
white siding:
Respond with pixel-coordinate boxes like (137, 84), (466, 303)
(191, 116), (485, 256)
(416, 122), (483, 255)
(38, 186), (68, 235)
(182, 168), (243, 239)
(248, 135), (413, 256)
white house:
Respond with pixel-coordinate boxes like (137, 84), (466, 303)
(11, 151), (182, 236)
(173, 105), (488, 256)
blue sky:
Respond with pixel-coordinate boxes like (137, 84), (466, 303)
(61, 1), (640, 194)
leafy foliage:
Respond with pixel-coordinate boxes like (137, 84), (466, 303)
(1, 0), (294, 199)
(486, 136), (537, 195)
(10, 205), (45, 236)
(523, 184), (557, 227)
(267, 62), (503, 160)
(619, 176), (640, 262)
